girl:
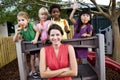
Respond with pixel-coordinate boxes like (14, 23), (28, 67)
(39, 24), (77, 80)
(69, 3), (93, 63)
(13, 11), (40, 78)
(36, 7), (51, 44)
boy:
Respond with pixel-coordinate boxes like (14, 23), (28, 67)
(49, 4), (70, 39)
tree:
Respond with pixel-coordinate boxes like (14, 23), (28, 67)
(80, 0), (120, 63)
(0, 0), (62, 24)
(0, 0), (120, 63)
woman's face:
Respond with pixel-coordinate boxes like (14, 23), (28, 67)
(51, 8), (60, 20)
(17, 16), (29, 28)
(49, 29), (62, 45)
(81, 14), (90, 24)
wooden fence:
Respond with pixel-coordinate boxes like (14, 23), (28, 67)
(0, 36), (17, 68)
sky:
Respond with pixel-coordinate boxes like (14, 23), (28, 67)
(62, 0), (120, 5)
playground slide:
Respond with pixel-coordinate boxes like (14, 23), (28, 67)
(87, 52), (120, 73)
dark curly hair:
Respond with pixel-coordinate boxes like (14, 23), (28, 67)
(49, 4), (61, 14)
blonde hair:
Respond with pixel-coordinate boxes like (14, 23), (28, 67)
(17, 11), (29, 20)
(39, 7), (49, 15)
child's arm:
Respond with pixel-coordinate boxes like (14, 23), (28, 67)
(82, 25), (93, 37)
(81, 31), (92, 37)
(46, 18), (54, 32)
(69, 2), (77, 24)
(13, 28), (22, 42)
(32, 25), (40, 44)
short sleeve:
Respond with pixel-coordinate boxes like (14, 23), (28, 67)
(29, 22), (34, 27)
(87, 24), (93, 33)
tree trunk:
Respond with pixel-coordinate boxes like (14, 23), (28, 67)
(111, 18), (120, 63)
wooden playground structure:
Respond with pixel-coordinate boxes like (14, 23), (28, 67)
(16, 34), (106, 80)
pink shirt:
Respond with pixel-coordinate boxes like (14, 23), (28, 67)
(36, 20), (51, 40)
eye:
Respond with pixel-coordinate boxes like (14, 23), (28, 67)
(83, 14), (86, 16)
(53, 11), (57, 14)
(50, 34), (54, 36)
(22, 19), (24, 21)
(53, 11), (55, 13)
(87, 15), (90, 17)
(56, 34), (60, 36)
(18, 19), (20, 22)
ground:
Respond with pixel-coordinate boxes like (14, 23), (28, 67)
(0, 59), (20, 80)
(0, 58), (120, 80)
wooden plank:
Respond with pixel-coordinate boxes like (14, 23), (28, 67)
(21, 36), (98, 53)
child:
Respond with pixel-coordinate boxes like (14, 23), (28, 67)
(13, 11), (40, 78)
(49, 4), (70, 39)
(69, 3), (93, 63)
(36, 7), (51, 44)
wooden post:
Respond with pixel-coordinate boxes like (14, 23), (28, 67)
(16, 40), (29, 80)
(95, 34), (105, 80)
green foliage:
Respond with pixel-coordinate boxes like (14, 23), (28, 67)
(0, 0), (62, 24)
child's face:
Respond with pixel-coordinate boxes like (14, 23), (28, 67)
(39, 13), (48, 21)
(51, 8), (60, 20)
(17, 16), (29, 28)
(81, 14), (90, 24)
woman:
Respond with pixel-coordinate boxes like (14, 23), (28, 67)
(39, 24), (77, 80)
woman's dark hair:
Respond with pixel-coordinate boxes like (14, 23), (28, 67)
(48, 24), (64, 35)
(76, 9), (91, 33)
(49, 4), (61, 14)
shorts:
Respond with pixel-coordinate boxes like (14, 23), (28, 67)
(30, 50), (40, 55)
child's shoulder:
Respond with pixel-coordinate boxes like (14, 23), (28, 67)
(28, 21), (35, 26)
(45, 20), (51, 23)
(86, 24), (93, 29)
(87, 24), (93, 27)
(29, 21), (34, 24)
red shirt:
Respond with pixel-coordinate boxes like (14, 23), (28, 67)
(45, 44), (72, 80)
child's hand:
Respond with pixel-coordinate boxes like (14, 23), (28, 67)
(81, 33), (87, 37)
(64, 26), (70, 33)
(73, 2), (78, 10)
(31, 39), (37, 44)
(16, 28), (21, 34)
(49, 18), (54, 26)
